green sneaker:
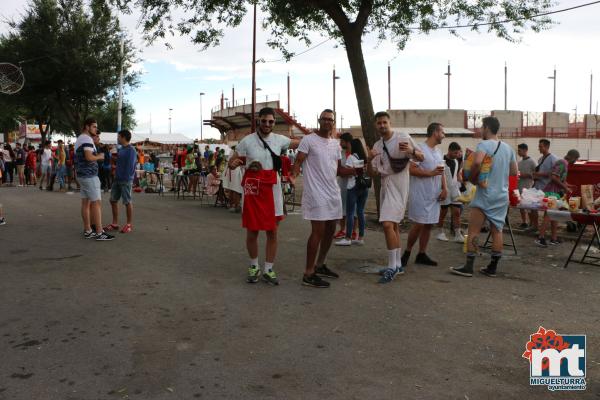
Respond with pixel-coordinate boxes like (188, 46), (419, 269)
(262, 269), (279, 285)
(247, 265), (260, 283)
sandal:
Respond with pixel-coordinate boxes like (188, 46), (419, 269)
(120, 224), (133, 233)
(103, 223), (119, 231)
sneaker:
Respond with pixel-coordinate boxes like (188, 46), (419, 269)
(120, 224), (133, 234)
(378, 267), (398, 284)
(479, 267), (497, 277)
(335, 238), (352, 246)
(351, 231), (358, 241)
(247, 265), (260, 283)
(103, 223), (120, 231)
(84, 230), (97, 239)
(334, 230), (346, 239)
(449, 265), (473, 277)
(352, 238), (365, 246)
(262, 270), (279, 285)
(518, 223), (529, 230)
(453, 231), (465, 243)
(400, 251), (410, 267)
(95, 231), (115, 241)
(315, 264), (339, 279)
(395, 265), (405, 275)
(0, 217), (6, 226)
(436, 231), (449, 241)
(302, 273), (330, 288)
(415, 253), (438, 266)
(535, 237), (548, 248)
(525, 226), (538, 233)
(549, 239), (561, 245)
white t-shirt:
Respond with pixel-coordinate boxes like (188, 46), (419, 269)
(41, 148), (52, 165)
(2, 149), (11, 163)
(345, 154), (365, 190)
(298, 133), (342, 221)
(235, 132), (291, 170)
(408, 142), (444, 224)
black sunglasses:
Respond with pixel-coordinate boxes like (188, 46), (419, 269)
(260, 119), (275, 125)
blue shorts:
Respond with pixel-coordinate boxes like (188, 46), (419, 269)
(110, 181), (133, 205)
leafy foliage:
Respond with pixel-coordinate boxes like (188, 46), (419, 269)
(0, 0), (139, 140)
(117, 0), (555, 144)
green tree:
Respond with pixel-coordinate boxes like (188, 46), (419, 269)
(117, 0), (552, 146)
(0, 0), (139, 142)
(91, 95), (137, 132)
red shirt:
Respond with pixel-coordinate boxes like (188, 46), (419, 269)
(281, 155), (291, 178)
(242, 169), (278, 231)
(26, 151), (37, 168)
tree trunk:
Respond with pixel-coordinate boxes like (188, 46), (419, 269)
(342, 30), (377, 148)
(343, 28), (381, 216)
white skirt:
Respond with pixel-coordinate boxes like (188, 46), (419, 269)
(379, 173), (409, 223)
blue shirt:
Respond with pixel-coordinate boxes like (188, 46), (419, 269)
(74, 134), (98, 178)
(469, 140), (516, 229)
(115, 144), (137, 182)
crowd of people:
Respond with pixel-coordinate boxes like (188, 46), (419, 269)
(0, 107), (585, 286)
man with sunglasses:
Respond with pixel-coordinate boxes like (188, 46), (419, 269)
(74, 118), (114, 241)
(290, 109), (356, 288)
(228, 107), (300, 285)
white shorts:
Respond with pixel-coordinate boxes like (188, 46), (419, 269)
(79, 176), (101, 201)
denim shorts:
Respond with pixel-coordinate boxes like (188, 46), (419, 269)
(79, 176), (101, 201)
(110, 181), (133, 205)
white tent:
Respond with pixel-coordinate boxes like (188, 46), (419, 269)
(98, 132), (193, 145)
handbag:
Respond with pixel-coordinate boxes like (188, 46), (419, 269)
(446, 159), (461, 201)
(382, 140), (409, 173)
(256, 133), (282, 173)
(463, 141), (502, 189)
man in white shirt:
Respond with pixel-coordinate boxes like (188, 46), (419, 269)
(291, 109), (355, 288)
(401, 123), (447, 268)
(228, 107), (300, 285)
(367, 112), (424, 284)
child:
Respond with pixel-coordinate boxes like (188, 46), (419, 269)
(241, 161), (279, 285)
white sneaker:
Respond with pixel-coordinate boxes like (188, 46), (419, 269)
(453, 231), (465, 243)
(352, 238), (365, 246)
(436, 231), (449, 241)
(335, 238), (352, 246)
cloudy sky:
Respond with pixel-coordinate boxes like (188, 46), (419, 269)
(2, 1), (599, 138)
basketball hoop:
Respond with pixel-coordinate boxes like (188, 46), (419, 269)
(0, 63), (25, 94)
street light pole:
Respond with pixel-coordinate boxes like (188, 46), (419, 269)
(444, 61), (451, 109)
(168, 108), (173, 134)
(504, 62), (508, 111)
(250, 1), (257, 132)
(199, 92), (205, 141)
(287, 72), (290, 114)
(388, 62), (391, 110)
(548, 66), (557, 112)
(333, 65), (340, 126)
(590, 72), (593, 115)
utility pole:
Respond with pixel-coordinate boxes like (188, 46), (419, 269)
(232, 85), (235, 107)
(116, 35), (124, 132)
(444, 61), (451, 109)
(250, 1), (257, 132)
(548, 66), (557, 112)
(388, 62), (391, 110)
(590, 72), (593, 115)
(199, 92), (205, 141)
(333, 65), (340, 126)
(288, 72), (291, 114)
(168, 108), (173, 134)
(504, 62), (508, 111)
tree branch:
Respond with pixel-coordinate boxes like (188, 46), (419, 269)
(305, 0), (351, 35)
(354, 0), (373, 31)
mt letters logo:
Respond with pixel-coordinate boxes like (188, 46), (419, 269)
(523, 326), (586, 391)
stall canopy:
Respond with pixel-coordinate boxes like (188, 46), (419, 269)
(99, 132), (194, 145)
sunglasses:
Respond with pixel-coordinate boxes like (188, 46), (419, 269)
(320, 117), (334, 122)
(260, 119), (275, 125)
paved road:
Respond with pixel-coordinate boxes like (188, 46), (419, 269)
(0, 187), (599, 399)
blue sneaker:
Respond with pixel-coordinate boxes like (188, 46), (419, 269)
(378, 267), (398, 284)
(379, 266), (404, 276)
(395, 265), (405, 275)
